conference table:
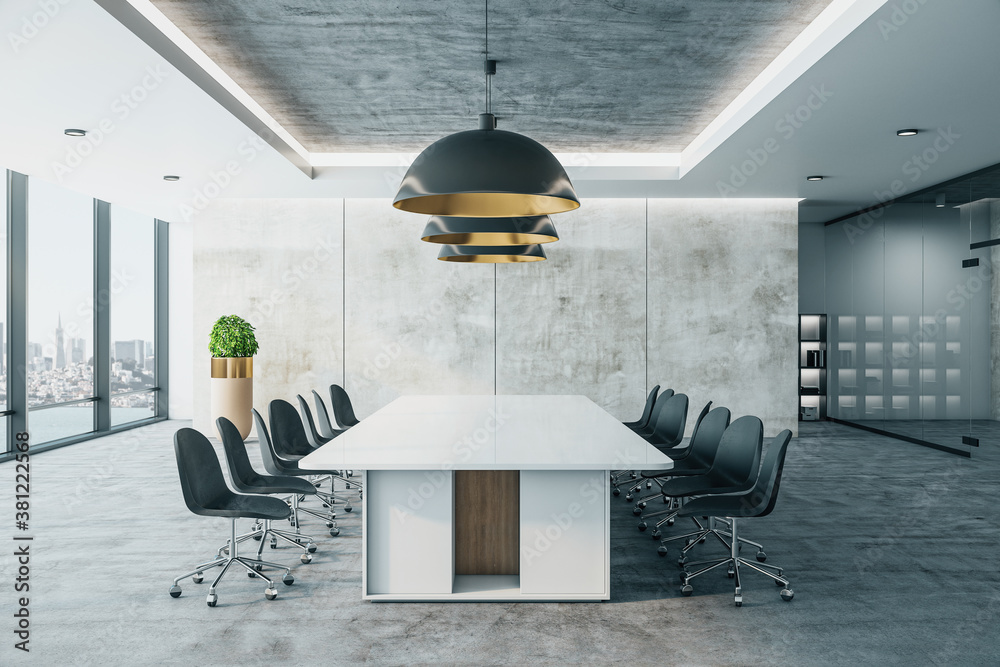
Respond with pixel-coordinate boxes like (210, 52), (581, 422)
(298, 394), (674, 601)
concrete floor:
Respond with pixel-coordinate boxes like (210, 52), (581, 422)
(1, 419), (998, 665)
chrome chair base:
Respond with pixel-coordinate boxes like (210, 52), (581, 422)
(169, 518), (295, 606)
(677, 517), (793, 606)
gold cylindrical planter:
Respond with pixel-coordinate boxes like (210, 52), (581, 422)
(210, 357), (253, 440)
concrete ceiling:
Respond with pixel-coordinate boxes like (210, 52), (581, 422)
(3, 0), (1000, 225)
(147, 0), (832, 153)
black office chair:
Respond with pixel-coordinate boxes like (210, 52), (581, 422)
(623, 393), (689, 501)
(168, 427), (294, 607)
(634, 405), (731, 538)
(631, 388), (674, 437)
(252, 407), (342, 537)
(623, 385), (660, 429)
(612, 388), (675, 491)
(217, 416), (318, 563)
(269, 400), (355, 513)
(313, 389), (363, 493)
(298, 394), (332, 450)
(676, 429), (795, 607)
(313, 389), (345, 441)
(636, 416), (763, 558)
(329, 384), (360, 429)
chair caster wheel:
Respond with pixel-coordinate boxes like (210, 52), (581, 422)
(282, 574), (294, 586)
(666, 518), (674, 526)
(735, 596), (742, 607)
(780, 588), (794, 601)
(301, 553), (313, 564)
(322, 503), (330, 508)
(646, 481), (652, 489)
(265, 588), (278, 601)
(651, 530), (661, 539)
(192, 573), (203, 584)
(306, 543), (317, 553)
(727, 567), (734, 579)
(345, 506), (353, 512)
(776, 578), (785, 586)
(756, 551), (767, 562)
(248, 571), (257, 578)
(632, 507), (642, 516)
(677, 557), (688, 567)
(637, 502), (647, 510)
(657, 546), (667, 557)
(625, 494), (633, 502)
(326, 522), (334, 528)
(699, 537), (706, 544)
(253, 534), (262, 541)
(270, 542), (277, 549)
(206, 594), (218, 607)
(330, 527), (341, 537)
(679, 572), (688, 583)
(680, 584), (693, 596)
(612, 488), (621, 496)
(169, 584), (181, 598)
(637, 522), (647, 532)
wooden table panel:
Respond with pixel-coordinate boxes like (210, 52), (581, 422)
(454, 470), (520, 575)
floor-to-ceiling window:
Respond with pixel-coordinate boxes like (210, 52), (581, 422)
(27, 178), (96, 443)
(1, 175), (8, 454)
(110, 205), (157, 426)
(1, 169), (168, 458)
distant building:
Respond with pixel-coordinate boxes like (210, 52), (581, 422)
(114, 339), (144, 364)
(70, 337), (86, 364)
(55, 313), (66, 369)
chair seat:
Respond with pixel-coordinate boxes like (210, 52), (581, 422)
(676, 493), (753, 518)
(199, 494), (291, 521)
(242, 474), (318, 496)
(639, 463), (710, 479)
(660, 473), (744, 498)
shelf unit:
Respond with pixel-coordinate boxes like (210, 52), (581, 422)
(799, 314), (827, 421)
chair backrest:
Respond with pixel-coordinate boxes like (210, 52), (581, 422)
(297, 394), (328, 448)
(329, 384), (359, 428)
(686, 406), (731, 467)
(686, 400), (712, 444)
(173, 427), (231, 515)
(312, 389), (342, 440)
(268, 399), (315, 458)
(252, 408), (286, 476)
(638, 388), (674, 435)
(651, 393), (688, 448)
(709, 415), (763, 490)
(217, 416), (263, 493)
(746, 429), (793, 518)
(634, 384), (661, 427)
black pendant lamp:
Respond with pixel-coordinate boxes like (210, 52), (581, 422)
(421, 215), (558, 245)
(393, 3), (578, 218)
(437, 244), (547, 263)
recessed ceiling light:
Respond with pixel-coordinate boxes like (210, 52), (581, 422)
(64, 128), (86, 137)
(806, 175), (824, 181)
(163, 175), (180, 181)
(896, 129), (919, 137)
(935, 193), (946, 207)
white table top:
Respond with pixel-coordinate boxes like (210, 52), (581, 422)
(298, 395), (675, 471)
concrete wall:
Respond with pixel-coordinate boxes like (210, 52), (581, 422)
(646, 199), (799, 436)
(193, 199), (345, 433)
(192, 198), (799, 436)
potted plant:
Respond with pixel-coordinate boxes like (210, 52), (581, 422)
(209, 315), (259, 440)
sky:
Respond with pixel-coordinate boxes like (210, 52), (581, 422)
(10, 177), (155, 360)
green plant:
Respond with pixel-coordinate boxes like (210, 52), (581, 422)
(208, 315), (259, 358)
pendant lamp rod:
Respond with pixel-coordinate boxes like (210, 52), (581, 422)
(481, 0), (496, 130)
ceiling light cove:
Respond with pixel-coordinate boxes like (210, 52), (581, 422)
(64, 129), (87, 137)
(806, 175), (824, 181)
(896, 129), (919, 136)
